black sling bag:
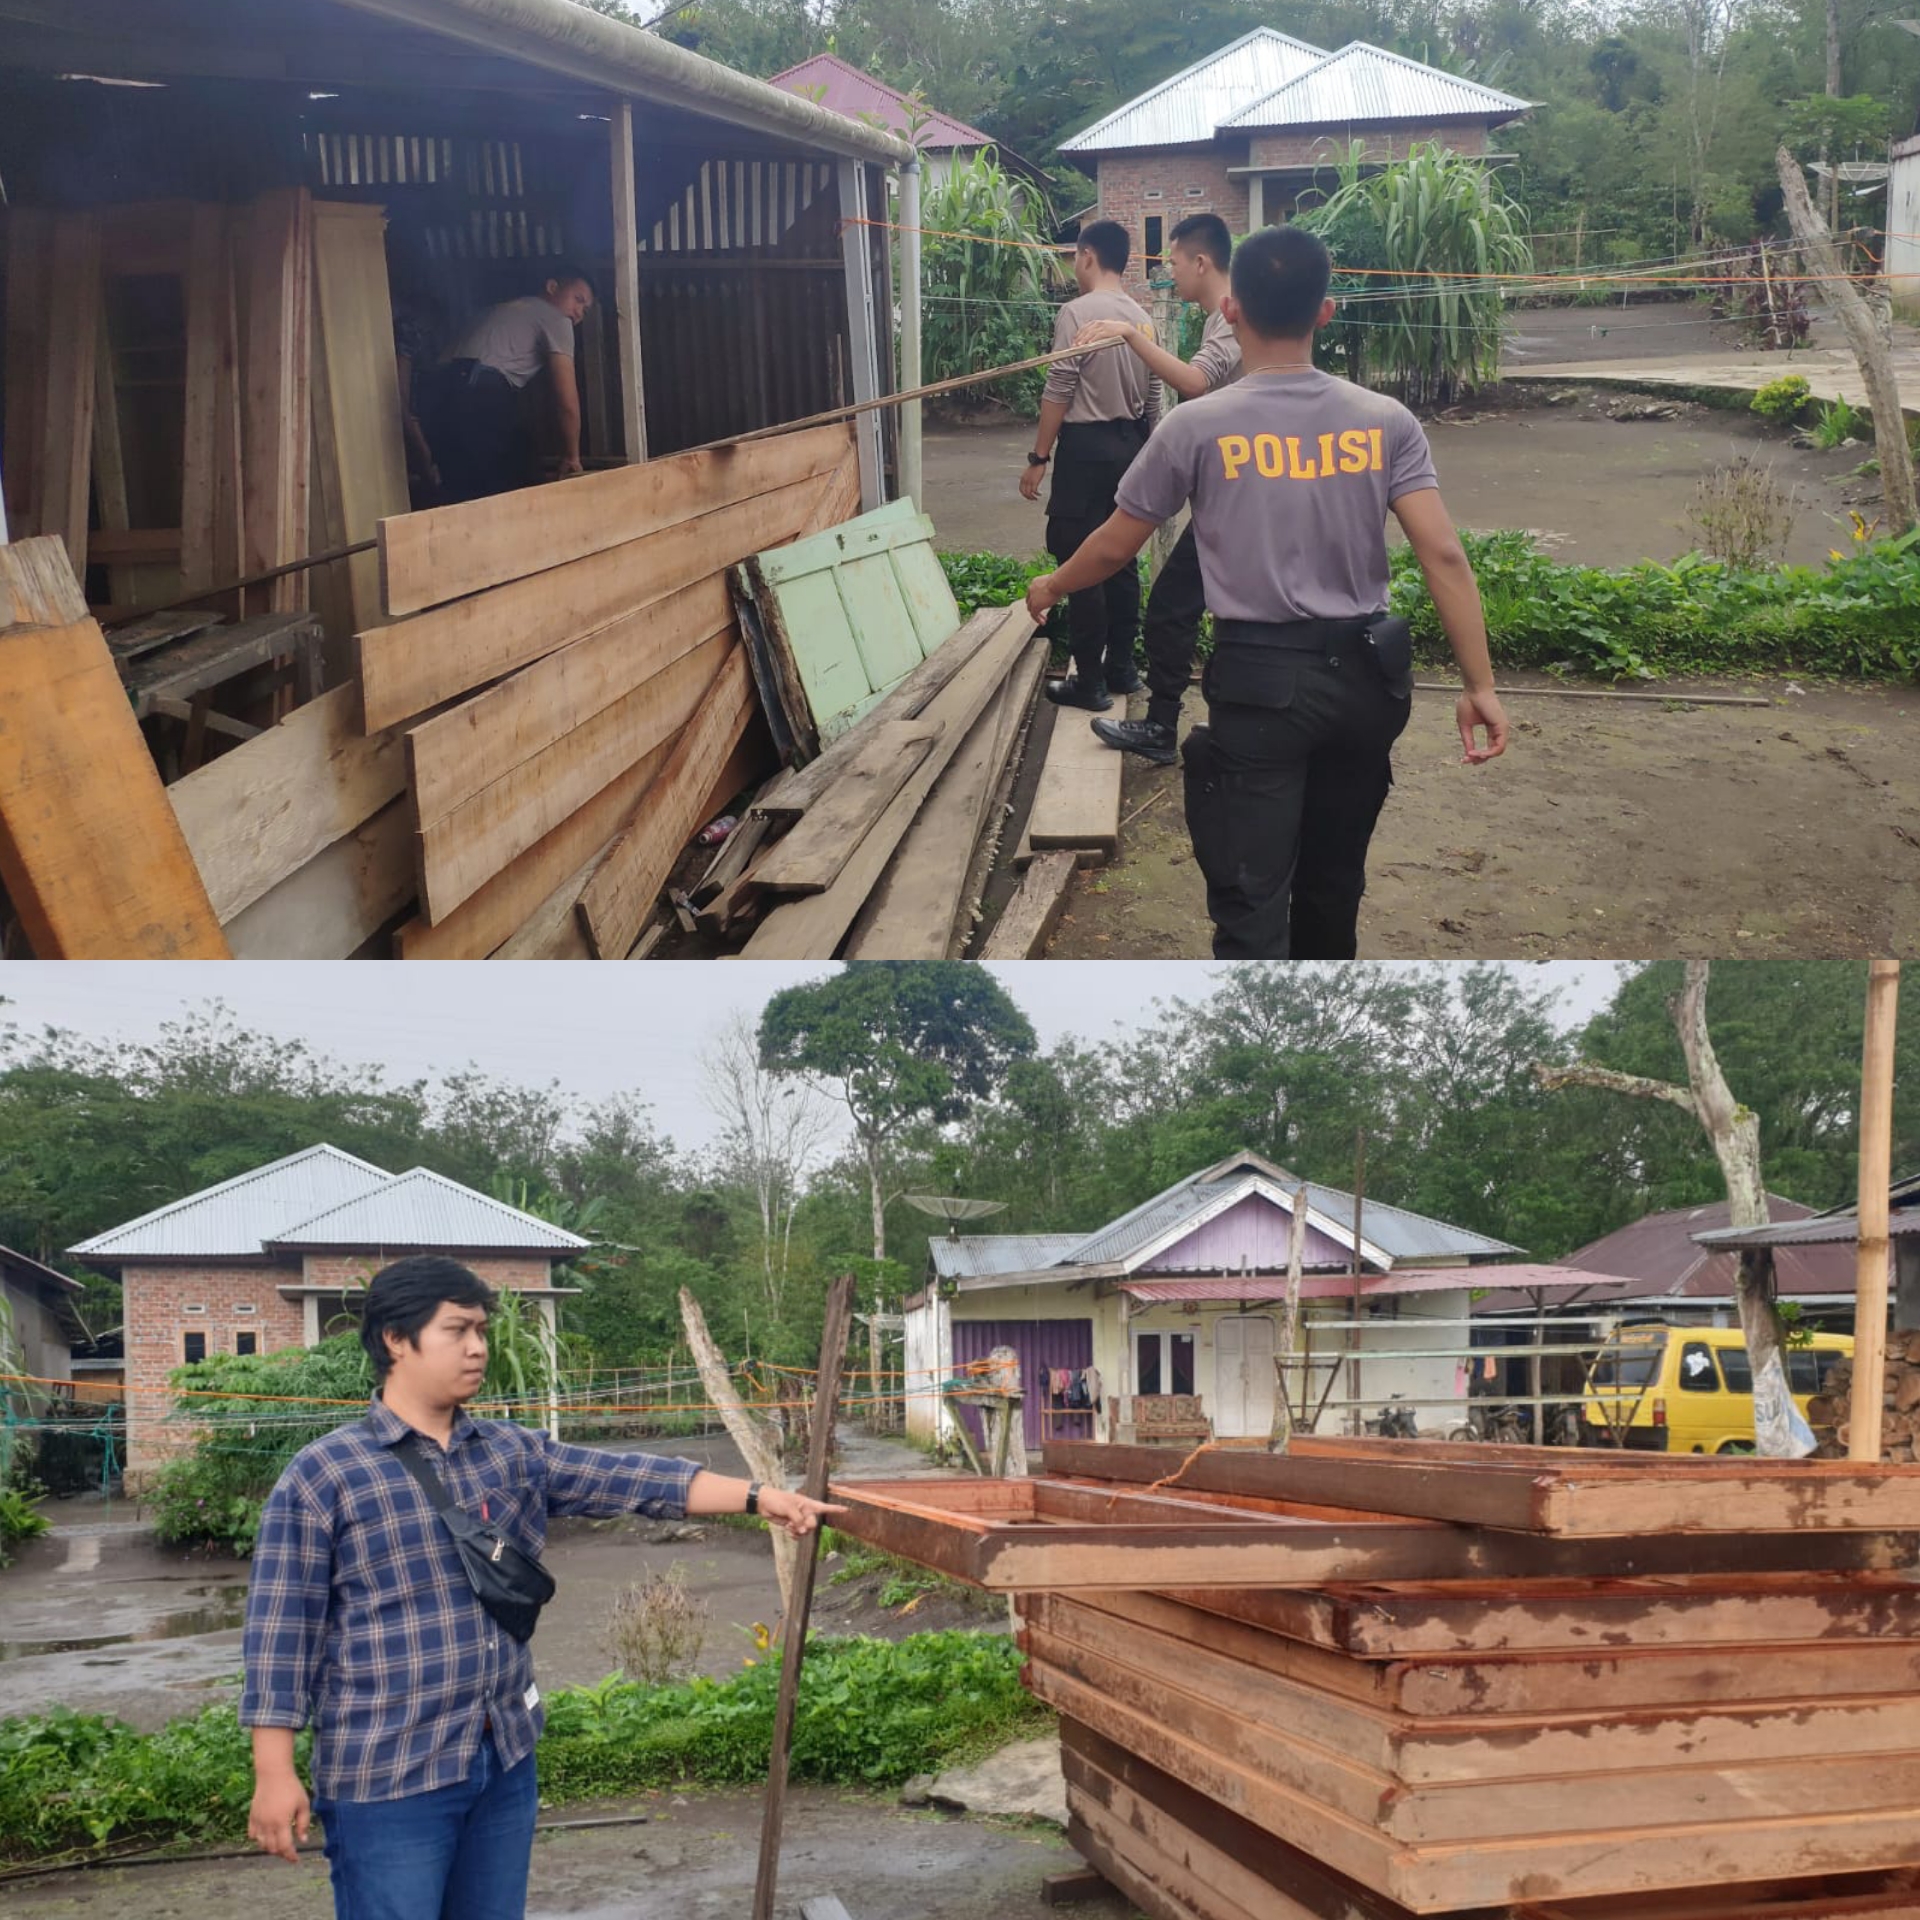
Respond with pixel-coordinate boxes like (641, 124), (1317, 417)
(395, 1435), (556, 1644)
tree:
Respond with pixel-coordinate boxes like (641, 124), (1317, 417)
(757, 963), (1036, 1261)
(703, 1014), (835, 1336)
(1534, 961), (1799, 1452)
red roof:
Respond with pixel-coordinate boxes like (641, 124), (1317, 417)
(1120, 1265), (1637, 1305)
(769, 53), (1004, 153)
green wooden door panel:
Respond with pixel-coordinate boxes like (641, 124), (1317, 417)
(771, 572), (883, 735)
(836, 553), (926, 693)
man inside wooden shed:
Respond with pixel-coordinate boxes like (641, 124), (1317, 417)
(433, 264), (594, 502)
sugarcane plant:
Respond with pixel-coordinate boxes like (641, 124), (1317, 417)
(1296, 141), (1533, 409)
(917, 147), (1064, 416)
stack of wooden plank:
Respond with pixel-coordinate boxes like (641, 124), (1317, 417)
(827, 1440), (1920, 1920)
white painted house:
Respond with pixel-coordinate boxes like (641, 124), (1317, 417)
(1889, 134), (1920, 318)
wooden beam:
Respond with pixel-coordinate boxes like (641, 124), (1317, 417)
(359, 469), (832, 731)
(239, 189), (312, 616)
(180, 202), (244, 599)
(1852, 959), (1902, 1459)
(0, 618), (228, 957)
(167, 681), (408, 923)
(2, 208), (53, 541)
(746, 723), (941, 895)
(979, 846), (1077, 959)
(37, 214), (101, 579)
(405, 571), (732, 832)
(375, 421), (850, 619)
(1028, 697), (1122, 861)
(1, 534), (90, 631)
(222, 798), (414, 959)
(413, 627), (733, 924)
(576, 644), (757, 958)
(610, 100), (647, 464)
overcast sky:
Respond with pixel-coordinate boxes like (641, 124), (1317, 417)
(2, 963), (1630, 1154)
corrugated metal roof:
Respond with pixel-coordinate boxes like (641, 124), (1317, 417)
(1223, 42), (1530, 131)
(930, 1234), (1087, 1280)
(1060, 27), (1327, 155)
(69, 1145), (392, 1262)
(1291, 1181), (1517, 1261)
(770, 53), (1000, 153)
(1122, 1263), (1630, 1304)
(270, 1168), (590, 1251)
(1693, 1212), (1920, 1251)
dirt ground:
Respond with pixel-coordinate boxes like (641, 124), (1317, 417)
(1037, 675), (1919, 960)
(2, 1787), (1110, 1919)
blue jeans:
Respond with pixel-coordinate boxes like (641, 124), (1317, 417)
(315, 1734), (537, 1920)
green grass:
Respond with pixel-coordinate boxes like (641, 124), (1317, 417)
(0, 1633), (1048, 1868)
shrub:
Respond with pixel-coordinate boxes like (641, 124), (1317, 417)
(1810, 397), (1862, 450)
(940, 550), (1051, 618)
(0, 1483), (49, 1567)
(1751, 374), (1811, 421)
(1686, 457), (1801, 569)
(604, 1567), (709, 1685)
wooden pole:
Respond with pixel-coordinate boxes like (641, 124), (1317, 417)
(750, 1270), (856, 1920)
(609, 99), (648, 464)
(1348, 1131), (1366, 1435)
(1849, 960), (1901, 1462)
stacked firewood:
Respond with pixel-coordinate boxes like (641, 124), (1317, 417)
(1806, 1330), (1920, 1459)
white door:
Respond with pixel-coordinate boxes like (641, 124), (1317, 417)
(1214, 1315), (1276, 1438)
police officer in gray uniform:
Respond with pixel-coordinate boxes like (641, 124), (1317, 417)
(1026, 225), (1509, 960)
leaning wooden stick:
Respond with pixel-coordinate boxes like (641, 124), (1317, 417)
(691, 335), (1130, 455)
(749, 1270), (858, 1920)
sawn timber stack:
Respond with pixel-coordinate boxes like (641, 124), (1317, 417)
(827, 1440), (1920, 1920)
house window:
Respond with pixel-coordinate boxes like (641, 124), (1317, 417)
(1144, 215), (1164, 269)
(235, 1332), (258, 1357)
(182, 1331), (207, 1364)
(183, 1302), (207, 1314)
(1135, 1330), (1195, 1396)
(1185, 186), (1204, 198)
(1143, 188), (1164, 200)
(234, 1302), (257, 1315)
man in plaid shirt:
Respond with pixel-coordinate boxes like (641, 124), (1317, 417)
(242, 1255), (839, 1919)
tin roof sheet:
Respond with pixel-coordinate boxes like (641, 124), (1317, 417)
(69, 1145), (392, 1262)
(270, 1168), (590, 1251)
(1223, 42), (1530, 130)
(770, 53), (1001, 153)
(1693, 1211), (1920, 1251)
(1060, 27), (1327, 154)
(1122, 1263), (1633, 1304)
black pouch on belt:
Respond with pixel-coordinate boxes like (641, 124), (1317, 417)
(397, 1436), (556, 1643)
(1363, 614), (1414, 696)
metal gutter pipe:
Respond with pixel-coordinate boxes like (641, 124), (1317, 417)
(898, 155), (923, 509)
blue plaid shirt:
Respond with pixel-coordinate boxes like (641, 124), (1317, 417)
(241, 1395), (700, 1803)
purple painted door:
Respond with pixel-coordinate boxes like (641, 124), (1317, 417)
(951, 1318), (1095, 1454)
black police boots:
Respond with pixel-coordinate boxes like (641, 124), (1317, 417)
(1091, 716), (1177, 765)
(1046, 676), (1113, 712)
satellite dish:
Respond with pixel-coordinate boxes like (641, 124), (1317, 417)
(904, 1194), (1008, 1236)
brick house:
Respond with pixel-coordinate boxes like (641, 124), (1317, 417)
(68, 1145), (587, 1484)
(1059, 28), (1529, 298)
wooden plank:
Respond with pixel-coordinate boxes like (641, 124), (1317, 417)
(414, 627), (733, 924)
(2, 208), (52, 540)
(756, 606), (1024, 820)
(577, 645), (756, 958)
(1167, 1574), (1920, 1658)
(90, 289), (136, 605)
(792, 450), (861, 540)
(167, 681), (407, 923)
(37, 214), (100, 579)
(980, 847), (1077, 959)
(747, 723), (941, 895)
(741, 617), (1039, 958)
(0, 534), (90, 631)
(609, 101), (647, 463)
(1028, 697), (1122, 860)
(223, 797), (413, 958)
(376, 421), (851, 619)
(406, 571), (733, 833)
(0, 619), (228, 957)
(310, 199), (410, 652)
(359, 470), (829, 732)
(180, 202), (244, 599)
(844, 640), (1047, 959)
(239, 189), (312, 617)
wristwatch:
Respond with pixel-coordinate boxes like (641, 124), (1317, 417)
(1026, 451), (1049, 467)
(744, 1482), (761, 1517)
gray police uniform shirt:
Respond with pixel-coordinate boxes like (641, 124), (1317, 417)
(1114, 368), (1438, 625)
(1042, 289), (1160, 427)
(1188, 306), (1242, 392)
(446, 296), (576, 390)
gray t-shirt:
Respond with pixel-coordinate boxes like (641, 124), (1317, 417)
(1114, 368), (1438, 623)
(447, 296), (576, 390)
(1188, 306), (1241, 393)
(1042, 289), (1160, 426)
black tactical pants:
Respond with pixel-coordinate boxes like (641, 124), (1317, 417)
(1046, 417), (1148, 690)
(1183, 621), (1413, 960)
(1141, 522), (1206, 735)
